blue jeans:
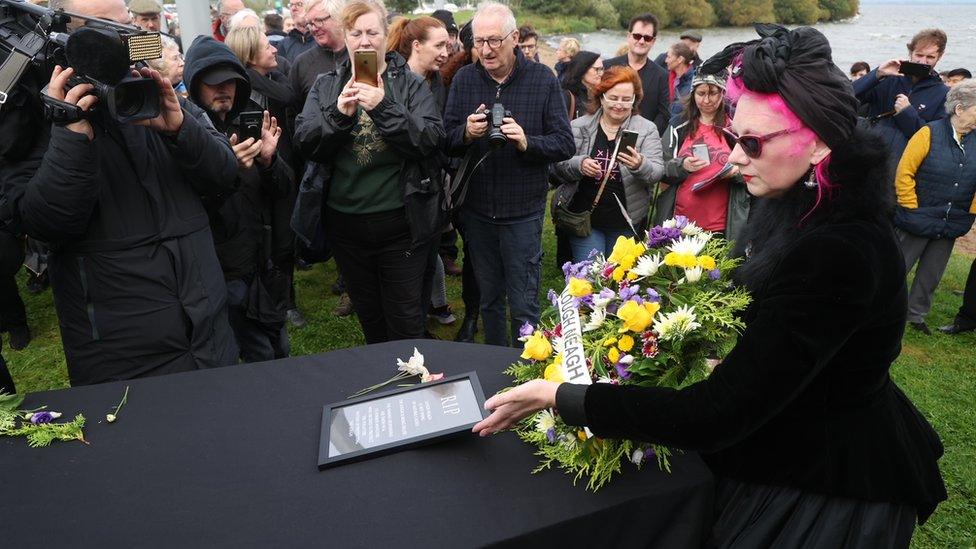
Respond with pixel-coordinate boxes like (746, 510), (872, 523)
(569, 226), (634, 263)
(463, 211), (543, 346)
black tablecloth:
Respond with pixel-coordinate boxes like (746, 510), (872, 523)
(1, 340), (714, 547)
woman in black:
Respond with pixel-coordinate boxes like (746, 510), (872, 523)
(559, 50), (602, 120)
(475, 24), (946, 546)
(293, 0), (444, 343)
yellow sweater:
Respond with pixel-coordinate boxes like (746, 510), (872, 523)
(895, 125), (976, 214)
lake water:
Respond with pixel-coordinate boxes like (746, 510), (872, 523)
(545, 3), (976, 74)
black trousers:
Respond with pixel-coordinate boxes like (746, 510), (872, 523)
(0, 232), (26, 333)
(325, 207), (434, 344)
(956, 257), (976, 326)
(453, 212), (480, 316)
(0, 354), (14, 394)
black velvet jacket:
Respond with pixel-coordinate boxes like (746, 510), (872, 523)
(557, 127), (947, 523)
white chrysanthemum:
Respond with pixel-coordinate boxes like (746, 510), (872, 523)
(582, 307), (606, 332)
(597, 375), (614, 384)
(667, 234), (711, 257)
(680, 221), (703, 236)
(536, 410), (556, 433)
(590, 260), (606, 276)
(684, 266), (704, 283)
(661, 218), (678, 229)
(631, 253), (663, 277)
(654, 305), (702, 341)
(631, 448), (645, 465)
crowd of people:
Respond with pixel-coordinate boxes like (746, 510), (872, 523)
(0, 0), (966, 542)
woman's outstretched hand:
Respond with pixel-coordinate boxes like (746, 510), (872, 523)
(472, 380), (560, 437)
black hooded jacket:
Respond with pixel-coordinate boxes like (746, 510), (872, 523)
(184, 36), (294, 280)
(0, 53), (241, 384)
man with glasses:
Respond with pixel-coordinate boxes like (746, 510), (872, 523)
(443, 1), (574, 347)
(517, 25), (540, 63)
(604, 13), (670, 136)
(290, 0), (348, 106)
(279, 0), (317, 64)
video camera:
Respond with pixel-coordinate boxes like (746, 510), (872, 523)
(0, 0), (163, 124)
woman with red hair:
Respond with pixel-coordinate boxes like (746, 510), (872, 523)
(553, 66), (664, 261)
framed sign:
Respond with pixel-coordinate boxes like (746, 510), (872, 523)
(318, 372), (487, 470)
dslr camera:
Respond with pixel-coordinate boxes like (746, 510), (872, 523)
(482, 102), (511, 149)
(0, 0), (163, 124)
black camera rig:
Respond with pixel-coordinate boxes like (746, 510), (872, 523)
(0, 0), (163, 124)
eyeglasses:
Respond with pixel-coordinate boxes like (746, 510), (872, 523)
(308, 15), (331, 28)
(589, 66), (605, 74)
(602, 97), (634, 106)
(722, 126), (798, 158)
(631, 33), (656, 43)
(288, 1), (304, 7)
(474, 30), (515, 50)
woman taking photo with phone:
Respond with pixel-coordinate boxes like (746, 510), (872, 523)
(475, 25), (946, 545)
(293, 0), (444, 343)
(654, 73), (751, 245)
(552, 66), (664, 262)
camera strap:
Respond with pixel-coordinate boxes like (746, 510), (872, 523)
(39, 89), (86, 125)
(0, 50), (30, 109)
(445, 145), (493, 212)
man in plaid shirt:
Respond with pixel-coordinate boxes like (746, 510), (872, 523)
(443, 1), (574, 347)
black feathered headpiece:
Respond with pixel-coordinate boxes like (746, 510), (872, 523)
(700, 23), (858, 149)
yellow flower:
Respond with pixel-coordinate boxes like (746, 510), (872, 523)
(567, 277), (593, 297)
(520, 331), (553, 361)
(617, 300), (659, 333)
(697, 255), (716, 270)
(608, 236), (646, 270)
(626, 271), (638, 281)
(612, 266), (626, 282)
(617, 334), (635, 352)
(607, 347), (620, 363)
(603, 337), (617, 347)
(577, 430), (588, 441)
(544, 360), (564, 383)
(664, 252), (698, 269)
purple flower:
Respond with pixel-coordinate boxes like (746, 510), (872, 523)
(29, 412), (54, 425)
(606, 301), (620, 315)
(673, 215), (689, 229)
(579, 294), (594, 309)
(614, 362), (631, 379)
(518, 322), (534, 338)
(547, 289), (559, 307)
(709, 268), (721, 280)
(619, 285), (640, 302)
(546, 428), (557, 443)
(562, 259), (593, 284)
(647, 226), (682, 248)
(645, 288), (661, 302)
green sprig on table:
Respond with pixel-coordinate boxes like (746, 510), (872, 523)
(0, 392), (87, 447)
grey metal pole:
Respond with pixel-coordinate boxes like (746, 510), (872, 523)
(174, 0), (213, 46)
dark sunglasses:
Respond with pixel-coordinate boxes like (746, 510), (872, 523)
(631, 32), (655, 43)
(721, 126), (798, 158)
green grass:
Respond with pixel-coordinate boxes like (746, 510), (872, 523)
(3, 213), (974, 546)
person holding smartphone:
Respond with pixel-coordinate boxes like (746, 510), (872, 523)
(552, 66), (664, 262)
(293, 0), (445, 344)
(654, 73), (751, 245)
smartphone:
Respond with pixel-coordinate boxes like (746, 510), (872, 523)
(692, 143), (711, 163)
(354, 50), (379, 87)
(238, 111), (263, 142)
(899, 61), (932, 79)
(618, 130), (638, 155)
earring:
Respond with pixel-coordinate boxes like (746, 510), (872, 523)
(804, 167), (818, 189)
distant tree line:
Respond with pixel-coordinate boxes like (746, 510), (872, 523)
(511, 0), (860, 30)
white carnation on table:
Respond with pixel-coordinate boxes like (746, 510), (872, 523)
(631, 253), (664, 277)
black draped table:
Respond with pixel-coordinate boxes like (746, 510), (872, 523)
(1, 340), (714, 547)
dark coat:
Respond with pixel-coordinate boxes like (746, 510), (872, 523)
(605, 54), (670, 136)
(854, 69), (948, 167)
(278, 29), (316, 64)
(185, 36), (296, 280)
(292, 52), (445, 248)
(290, 46), (349, 111)
(557, 127), (947, 522)
(442, 48), (574, 219)
(0, 91), (240, 385)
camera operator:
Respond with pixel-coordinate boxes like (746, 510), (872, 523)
(442, 1), (574, 347)
(184, 36), (294, 362)
(0, 0), (241, 385)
